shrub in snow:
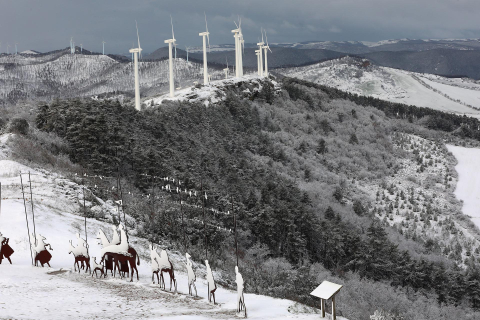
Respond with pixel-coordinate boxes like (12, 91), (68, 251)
(8, 118), (29, 135)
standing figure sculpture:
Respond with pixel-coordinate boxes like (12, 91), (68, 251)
(32, 234), (53, 267)
(91, 257), (104, 278)
(0, 232), (14, 264)
(236, 266), (246, 316)
(205, 260), (217, 304)
(185, 253), (197, 296)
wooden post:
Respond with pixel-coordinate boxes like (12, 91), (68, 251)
(180, 190), (186, 252)
(321, 299), (325, 318)
(331, 296), (336, 320)
(82, 186), (89, 257)
(232, 195), (238, 267)
(201, 180), (207, 261)
(20, 174), (34, 265)
(28, 172), (36, 240)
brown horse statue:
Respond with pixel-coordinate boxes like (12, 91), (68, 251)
(32, 234), (53, 268)
(150, 245), (177, 292)
(0, 233), (14, 264)
(91, 257), (105, 278)
(68, 240), (90, 273)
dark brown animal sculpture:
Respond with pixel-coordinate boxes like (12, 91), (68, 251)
(32, 234), (53, 268)
(91, 257), (105, 278)
(0, 234), (14, 264)
(150, 245), (177, 292)
(68, 240), (90, 273)
(101, 251), (139, 282)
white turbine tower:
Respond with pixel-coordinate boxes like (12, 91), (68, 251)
(15, 43), (18, 55)
(185, 46), (190, 62)
(199, 12), (211, 85)
(165, 16), (177, 98)
(129, 21), (143, 111)
(223, 58), (229, 79)
(6, 43), (10, 55)
(80, 43), (83, 53)
(262, 30), (272, 77)
(232, 19), (243, 78)
(255, 50), (261, 75)
(102, 41), (106, 55)
(70, 37), (74, 54)
(257, 30), (265, 77)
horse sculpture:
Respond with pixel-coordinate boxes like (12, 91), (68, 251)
(236, 266), (247, 316)
(32, 234), (53, 267)
(68, 234), (90, 273)
(100, 224), (139, 282)
(185, 253), (197, 296)
(150, 245), (177, 292)
(91, 257), (104, 278)
(0, 232), (14, 264)
(206, 260), (217, 304)
(97, 227), (117, 277)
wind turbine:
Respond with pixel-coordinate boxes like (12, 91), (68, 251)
(102, 41), (106, 55)
(15, 43), (18, 55)
(129, 21), (143, 111)
(257, 30), (265, 77)
(255, 50), (261, 75)
(199, 12), (211, 85)
(185, 46), (190, 62)
(6, 43), (10, 55)
(262, 30), (272, 77)
(223, 58), (229, 79)
(80, 43), (83, 53)
(165, 15), (177, 98)
(231, 20), (241, 78)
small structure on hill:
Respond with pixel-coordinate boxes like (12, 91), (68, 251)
(310, 281), (343, 320)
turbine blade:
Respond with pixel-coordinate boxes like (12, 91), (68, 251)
(170, 15), (175, 40)
(234, 21), (239, 28)
(136, 20), (142, 59)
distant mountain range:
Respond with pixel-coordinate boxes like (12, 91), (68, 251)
(143, 38), (480, 79)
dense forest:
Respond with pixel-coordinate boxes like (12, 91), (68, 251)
(11, 76), (480, 319)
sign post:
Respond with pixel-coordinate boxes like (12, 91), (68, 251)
(310, 281), (343, 320)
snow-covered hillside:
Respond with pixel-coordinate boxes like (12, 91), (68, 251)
(145, 75), (280, 107)
(0, 134), (344, 320)
(0, 51), (226, 105)
(279, 57), (480, 118)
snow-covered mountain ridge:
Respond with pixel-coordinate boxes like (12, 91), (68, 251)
(279, 57), (480, 118)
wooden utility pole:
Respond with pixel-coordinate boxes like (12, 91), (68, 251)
(82, 186), (89, 257)
(28, 172), (36, 240)
(201, 180), (207, 261)
(232, 195), (238, 267)
(20, 174), (34, 265)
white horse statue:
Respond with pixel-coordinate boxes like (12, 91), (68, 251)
(150, 245), (177, 291)
(236, 266), (246, 315)
(185, 253), (197, 296)
(205, 260), (217, 304)
(100, 224), (128, 256)
(31, 234), (53, 267)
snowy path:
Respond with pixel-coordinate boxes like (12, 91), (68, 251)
(0, 135), (336, 319)
(447, 145), (480, 229)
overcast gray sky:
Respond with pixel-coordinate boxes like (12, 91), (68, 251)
(1, 0), (480, 54)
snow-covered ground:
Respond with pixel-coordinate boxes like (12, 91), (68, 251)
(144, 75), (280, 107)
(0, 134), (341, 320)
(279, 57), (480, 118)
(447, 145), (480, 229)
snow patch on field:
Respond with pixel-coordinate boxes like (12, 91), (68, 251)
(447, 145), (480, 229)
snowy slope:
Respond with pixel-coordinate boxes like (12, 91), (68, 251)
(447, 145), (480, 229)
(0, 52), (226, 105)
(279, 57), (480, 118)
(0, 134), (343, 320)
(144, 75), (280, 107)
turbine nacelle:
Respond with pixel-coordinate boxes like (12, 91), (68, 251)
(129, 48), (142, 53)
(199, 32), (210, 37)
(164, 39), (176, 44)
